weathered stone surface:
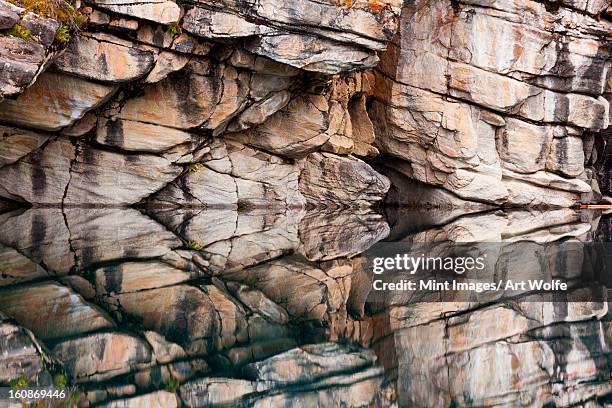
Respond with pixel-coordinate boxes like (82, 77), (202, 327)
(90, 0), (181, 24)
(64, 208), (182, 269)
(372, 301), (612, 407)
(245, 33), (380, 75)
(227, 90), (291, 133)
(144, 51), (190, 83)
(1, 0), (611, 403)
(223, 256), (347, 322)
(111, 59), (255, 135)
(0, 321), (46, 383)
(0, 244), (48, 286)
(52, 332), (152, 382)
(298, 209), (389, 262)
(0, 0), (19, 29)
(0, 36), (46, 98)
(99, 391), (179, 408)
(143, 331), (186, 364)
(299, 152), (390, 208)
(1, 203), (609, 406)
(0, 125), (50, 167)
(504, 179), (581, 208)
(151, 208), (301, 273)
(20, 12), (59, 46)
(226, 282), (289, 325)
(0, 282), (116, 340)
(0, 72), (117, 131)
(149, 139), (305, 209)
(546, 136), (585, 177)
(227, 94), (332, 158)
(109, 16), (139, 30)
(0, 208), (74, 274)
(180, 377), (269, 407)
(371, 0), (612, 205)
(347, 94), (377, 156)
(116, 65), (219, 129)
(0, 208), (181, 274)
(369, 85), (509, 204)
(95, 118), (197, 153)
(177, 0), (401, 74)
(0, 5), (62, 99)
(102, 284), (248, 354)
(180, 341), (393, 407)
(92, 261), (194, 295)
(0, 138), (75, 204)
(0, 137), (182, 205)
(243, 343), (377, 384)
(64, 142), (182, 205)
(182, 8), (269, 39)
(497, 119), (553, 174)
(53, 33), (156, 82)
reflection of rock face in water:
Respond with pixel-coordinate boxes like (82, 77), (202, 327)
(0, 0), (610, 404)
(367, 209), (612, 407)
(0, 207), (611, 406)
(0, 207), (394, 406)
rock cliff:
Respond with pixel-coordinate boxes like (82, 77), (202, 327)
(1, 0), (609, 209)
(0, 0), (403, 211)
(0, 0), (612, 407)
(372, 0), (611, 206)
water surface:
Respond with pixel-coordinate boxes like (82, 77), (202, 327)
(0, 207), (611, 407)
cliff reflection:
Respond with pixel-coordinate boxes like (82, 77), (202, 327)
(0, 207), (610, 407)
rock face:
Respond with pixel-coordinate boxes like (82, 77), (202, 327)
(0, 1), (612, 408)
(0, 317), (48, 383)
(0, 3), (392, 208)
(180, 343), (393, 407)
(0, 0), (62, 99)
(181, 0), (402, 74)
(371, 0), (611, 206)
(2, 0), (608, 209)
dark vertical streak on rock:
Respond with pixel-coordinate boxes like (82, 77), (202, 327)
(30, 151), (46, 199)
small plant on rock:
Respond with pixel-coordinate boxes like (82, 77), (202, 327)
(9, 376), (29, 389)
(6, 23), (31, 40)
(188, 163), (204, 173)
(187, 240), (204, 251)
(7, 0), (85, 43)
(164, 378), (180, 392)
(167, 21), (182, 37)
(53, 373), (68, 389)
(55, 24), (70, 42)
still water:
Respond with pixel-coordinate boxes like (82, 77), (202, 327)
(0, 206), (611, 407)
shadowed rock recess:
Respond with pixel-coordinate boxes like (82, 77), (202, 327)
(0, 0), (611, 407)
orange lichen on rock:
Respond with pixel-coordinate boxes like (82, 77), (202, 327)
(368, 0), (385, 14)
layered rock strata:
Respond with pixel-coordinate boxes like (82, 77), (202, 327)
(372, 0), (611, 206)
(0, 0), (63, 100)
(0, 36), (391, 210)
(0, 1), (611, 407)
